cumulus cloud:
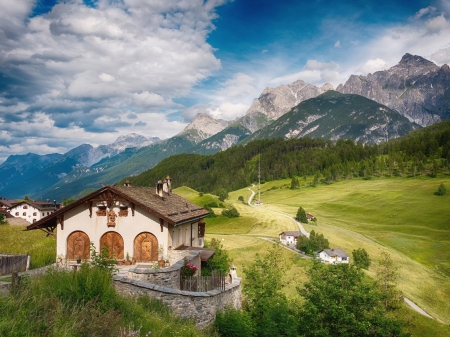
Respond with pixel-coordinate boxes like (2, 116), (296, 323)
(0, 0), (226, 161)
(334, 40), (341, 48)
(269, 60), (343, 87)
(356, 58), (388, 74)
(347, 5), (450, 76)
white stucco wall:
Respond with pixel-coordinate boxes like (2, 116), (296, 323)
(57, 202), (203, 260)
(9, 203), (55, 223)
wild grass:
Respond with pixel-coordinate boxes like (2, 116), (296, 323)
(0, 265), (211, 337)
(0, 224), (55, 269)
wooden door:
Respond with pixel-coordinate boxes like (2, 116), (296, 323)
(67, 231), (90, 260)
(100, 232), (124, 260)
(134, 232), (158, 262)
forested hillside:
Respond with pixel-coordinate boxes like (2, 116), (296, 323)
(124, 121), (450, 194)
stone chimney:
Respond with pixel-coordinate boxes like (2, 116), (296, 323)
(163, 175), (172, 194)
(156, 180), (164, 198)
(123, 179), (131, 187)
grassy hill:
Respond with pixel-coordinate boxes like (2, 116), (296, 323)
(175, 174), (450, 333)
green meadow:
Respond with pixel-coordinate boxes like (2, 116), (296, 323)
(176, 175), (450, 334)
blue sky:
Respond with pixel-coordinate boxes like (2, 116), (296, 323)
(0, 0), (449, 162)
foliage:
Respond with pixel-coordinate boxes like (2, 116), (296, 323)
(222, 206), (240, 218)
(180, 259), (198, 277)
(238, 195), (245, 203)
(296, 230), (330, 255)
(376, 251), (403, 311)
(90, 243), (118, 276)
(0, 266), (206, 337)
(203, 204), (217, 218)
(215, 306), (256, 337)
(126, 120), (450, 196)
(352, 247), (371, 269)
(296, 206), (308, 223)
(62, 197), (77, 206)
(243, 244), (297, 337)
(215, 188), (229, 202)
(203, 238), (231, 276)
(436, 183), (447, 196)
(297, 262), (409, 337)
(290, 176), (300, 189)
(0, 213), (6, 225)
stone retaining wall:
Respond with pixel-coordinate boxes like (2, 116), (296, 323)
(127, 251), (201, 289)
(114, 275), (241, 327)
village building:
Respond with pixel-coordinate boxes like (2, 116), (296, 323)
(26, 178), (209, 264)
(279, 231), (304, 246)
(8, 200), (59, 224)
(317, 248), (349, 264)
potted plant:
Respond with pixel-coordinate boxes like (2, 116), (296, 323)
(165, 259), (170, 267)
(125, 252), (131, 265)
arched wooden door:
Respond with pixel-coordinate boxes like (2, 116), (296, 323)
(67, 231), (90, 260)
(100, 232), (124, 260)
(134, 232), (158, 262)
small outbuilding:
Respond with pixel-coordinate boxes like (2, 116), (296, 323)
(279, 231), (304, 246)
(317, 248), (349, 264)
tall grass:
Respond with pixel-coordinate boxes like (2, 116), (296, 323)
(0, 264), (212, 337)
(0, 224), (55, 269)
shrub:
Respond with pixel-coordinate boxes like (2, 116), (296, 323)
(352, 248), (371, 269)
(203, 205), (216, 218)
(222, 207), (240, 218)
(435, 183), (447, 196)
(296, 207), (308, 223)
(215, 307), (256, 337)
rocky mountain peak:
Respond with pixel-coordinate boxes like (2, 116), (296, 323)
(398, 53), (436, 68)
(179, 113), (230, 143)
(337, 53), (449, 126)
(246, 79), (333, 120)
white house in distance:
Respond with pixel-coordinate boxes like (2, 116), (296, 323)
(279, 231), (304, 246)
(26, 178), (209, 263)
(317, 249), (349, 264)
(9, 200), (59, 224)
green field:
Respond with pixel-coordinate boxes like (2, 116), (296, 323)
(176, 175), (450, 334)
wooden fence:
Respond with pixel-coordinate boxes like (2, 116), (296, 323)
(0, 254), (29, 276)
(180, 271), (225, 292)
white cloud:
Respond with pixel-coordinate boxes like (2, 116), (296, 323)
(0, 0), (225, 161)
(334, 40), (341, 48)
(425, 13), (450, 34)
(269, 60), (343, 87)
(208, 102), (249, 120)
(261, 49), (268, 53)
(414, 6), (437, 19)
(218, 73), (257, 102)
(356, 58), (388, 74)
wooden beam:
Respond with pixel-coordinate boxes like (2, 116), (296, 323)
(39, 228), (56, 238)
(131, 203), (135, 216)
(86, 201), (93, 218)
(159, 218), (164, 232)
(57, 214), (64, 230)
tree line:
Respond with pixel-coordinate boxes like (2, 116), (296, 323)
(124, 120), (450, 194)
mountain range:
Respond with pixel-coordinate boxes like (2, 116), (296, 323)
(1, 53), (448, 201)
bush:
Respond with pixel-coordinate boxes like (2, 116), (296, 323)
(352, 248), (371, 269)
(215, 307), (256, 337)
(203, 238), (231, 276)
(435, 183), (447, 196)
(222, 207), (240, 218)
(238, 196), (245, 203)
(296, 207), (308, 223)
(204, 205), (216, 218)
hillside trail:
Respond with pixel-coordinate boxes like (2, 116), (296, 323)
(245, 186), (434, 320)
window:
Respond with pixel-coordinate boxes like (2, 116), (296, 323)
(42, 213), (45, 217)
(23, 205), (28, 209)
(15, 212), (19, 216)
(47, 212), (49, 215)
(33, 219), (36, 223)
(33, 212), (37, 216)
(23, 212), (26, 216)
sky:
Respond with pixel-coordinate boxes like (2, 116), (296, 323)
(1, 0), (450, 163)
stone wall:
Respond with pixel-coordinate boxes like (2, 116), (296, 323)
(114, 275), (241, 328)
(127, 250), (201, 289)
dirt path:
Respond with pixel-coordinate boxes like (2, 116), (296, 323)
(246, 186), (434, 319)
